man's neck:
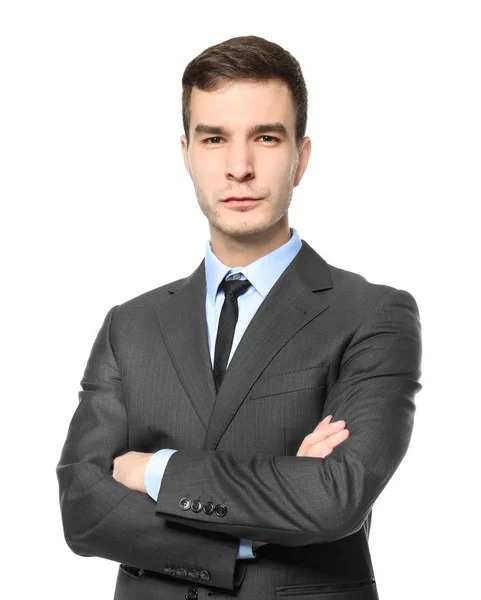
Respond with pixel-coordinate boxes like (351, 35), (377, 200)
(209, 222), (291, 267)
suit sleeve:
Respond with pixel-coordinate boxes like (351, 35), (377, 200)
(154, 288), (423, 546)
(56, 306), (247, 591)
(145, 449), (256, 559)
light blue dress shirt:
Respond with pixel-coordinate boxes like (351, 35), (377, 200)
(144, 227), (303, 559)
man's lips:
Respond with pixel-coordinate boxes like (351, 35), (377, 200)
(223, 197), (260, 202)
(222, 196), (262, 208)
(222, 197), (262, 208)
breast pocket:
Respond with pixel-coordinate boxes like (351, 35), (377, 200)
(232, 364), (330, 455)
(249, 364), (330, 400)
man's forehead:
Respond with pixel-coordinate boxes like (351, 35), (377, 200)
(189, 82), (296, 138)
(190, 80), (293, 113)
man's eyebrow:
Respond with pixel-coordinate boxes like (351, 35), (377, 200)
(193, 122), (289, 138)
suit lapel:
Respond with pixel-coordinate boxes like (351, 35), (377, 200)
(153, 260), (216, 432)
(153, 239), (333, 450)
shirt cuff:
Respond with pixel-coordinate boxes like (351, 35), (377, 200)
(144, 448), (177, 501)
(237, 538), (256, 559)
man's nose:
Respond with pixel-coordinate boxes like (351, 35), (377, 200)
(225, 144), (255, 181)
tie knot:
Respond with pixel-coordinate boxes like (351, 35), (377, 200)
(220, 276), (251, 298)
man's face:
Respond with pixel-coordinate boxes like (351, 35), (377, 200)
(181, 79), (311, 240)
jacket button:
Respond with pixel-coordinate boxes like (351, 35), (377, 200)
(203, 501), (214, 515)
(179, 498), (192, 510)
(199, 569), (211, 581)
(214, 503), (227, 517)
(176, 567), (187, 578)
(191, 500), (203, 513)
(187, 569), (200, 580)
(185, 588), (198, 600)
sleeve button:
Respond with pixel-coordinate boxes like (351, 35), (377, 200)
(214, 503), (227, 517)
(203, 501), (214, 515)
(179, 497), (192, 510)
(187, 569), (199, 580)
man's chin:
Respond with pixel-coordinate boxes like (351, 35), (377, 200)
(211, 219), (277, 240)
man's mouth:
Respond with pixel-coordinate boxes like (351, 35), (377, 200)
(223, 197), (262, 206)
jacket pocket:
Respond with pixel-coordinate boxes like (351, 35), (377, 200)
(275, 578), (377, 597)
(118, 563), (145, 581)
(249, 364), (330, 400)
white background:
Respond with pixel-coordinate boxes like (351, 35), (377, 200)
(2, 1), (479, 598)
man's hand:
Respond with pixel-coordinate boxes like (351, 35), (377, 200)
(297, 415), (349, 458)
(252, 416), (349, 550)
(112, 451), (154, 494)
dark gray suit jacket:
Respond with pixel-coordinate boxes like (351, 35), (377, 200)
(56, 239), (422, 600)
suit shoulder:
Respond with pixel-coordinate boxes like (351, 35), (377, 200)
(326, 262), (418, 310)
(328, 262), (392, 295)
(114, 276), (187, 314)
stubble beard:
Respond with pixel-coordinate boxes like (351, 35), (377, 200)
(193, 178), (294, 239)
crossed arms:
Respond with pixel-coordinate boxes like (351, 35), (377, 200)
(56, 288), (422, 589)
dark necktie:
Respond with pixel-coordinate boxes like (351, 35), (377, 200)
(213, 276), (252, 393)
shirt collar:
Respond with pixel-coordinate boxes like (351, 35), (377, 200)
(205, 227), (302, 306)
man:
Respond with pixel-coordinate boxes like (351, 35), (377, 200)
(57, 35), (422, 600)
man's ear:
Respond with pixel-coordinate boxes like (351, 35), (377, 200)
(294, 136), (312, 187)
(181, 135), (192, 178)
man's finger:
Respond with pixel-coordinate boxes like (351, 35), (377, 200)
(307, 418), (346, 443)
(314, 417), (345, 431)
(311, 428), (350, 456)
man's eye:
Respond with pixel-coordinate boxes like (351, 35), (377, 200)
(204, 137), (223, 144)
(203, 136), (279, 144)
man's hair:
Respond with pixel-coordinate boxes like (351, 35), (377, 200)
(181, 35), (308, 150)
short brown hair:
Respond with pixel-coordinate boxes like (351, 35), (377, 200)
(181, 35), (308, 150)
